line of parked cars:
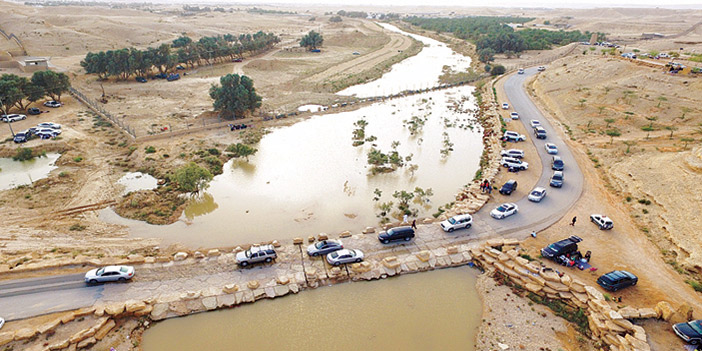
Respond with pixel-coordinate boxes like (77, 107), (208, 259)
(13, 122), (62, 143)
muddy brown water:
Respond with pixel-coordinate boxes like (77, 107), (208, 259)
(142, 267), (481, 351)
(0, 153), (60, 190)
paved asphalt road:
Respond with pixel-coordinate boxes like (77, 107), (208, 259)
(0, 68), (583, 321)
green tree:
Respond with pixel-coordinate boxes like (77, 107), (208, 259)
(226, 143), (258, 161)
(329, 16), (342, 23)
(664, 125), (677, 139)
(300, 30), (324, 50)
(173, 162), (213, 193)
(478, 48), (495, 63)
(209, 74), (262, 119)
(605, 129), (621, 144)
(31, 71), (70, 102)
(490, 64), (505, 76)
(172, 36), (193, 48)
(80, 51), (109, 80)
(0, 75), (24, 113)
(604, 118), (615, 129)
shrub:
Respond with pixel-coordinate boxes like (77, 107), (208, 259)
(144, 146), (156, 154)
(73, 156), (83, 162)
(12, 148), (34, 161)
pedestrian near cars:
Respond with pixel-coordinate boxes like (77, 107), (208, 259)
(571, 216), (577, 226)
(411, 219), (417, 229)
(403, 214), (408, 224)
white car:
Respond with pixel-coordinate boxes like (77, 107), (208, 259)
(491, 203), (518, 219)
(503, 131), (526, 142)
(501, 157), (528, 170)
(440, 214), (473, 232)
(517, 68), (525, 74)
(528, 187), (547, 202)
(529, 119), (541, 128)
(85, 265), (135, 284)
(36, 128), (61, 137)
(590, 214), (614, 230)
(544, 143), (558, 154)
(307, 239), (343, 257)
(0, 317), (4, 330)
(510, 112), (519, 120)
(326, 249), (364, 266)
(44, 101), (62, 108)
(1, 114), (27, 122)
(502, 103), (509, 110)
(500, 149), (524, 159)
(537, 66), (546, 71)
(37, 122), (61, 129)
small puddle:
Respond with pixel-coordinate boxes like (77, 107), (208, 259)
(0, 153), (61, 190)
(117, 172), (158, 195)
(142, 267), (481, 351)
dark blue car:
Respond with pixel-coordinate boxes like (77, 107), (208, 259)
(596, 270), (638, 291)
(674, 320), (702, 345)
(378, 226), (414, 244)
(13, 131), (29, 143)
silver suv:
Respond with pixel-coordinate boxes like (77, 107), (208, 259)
(236, 245), (277, 267)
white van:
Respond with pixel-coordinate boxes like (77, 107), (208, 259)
(440, 214), (473, 232)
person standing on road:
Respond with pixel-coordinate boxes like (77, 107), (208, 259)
(571, 216), (577, 226)
(411, 219), (417, 230)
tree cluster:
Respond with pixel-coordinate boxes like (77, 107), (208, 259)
(336, 10), (367, 18)
(81, 32), (280, 80)
(300, 31), (323, 50)
(0, 71), (71, 113)
(209, 73), (262, 119)
(404, 16), (602, 62)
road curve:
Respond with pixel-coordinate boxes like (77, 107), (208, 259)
(0, 68), (585, 322)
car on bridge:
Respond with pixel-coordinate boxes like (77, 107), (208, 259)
(307, 239), (343, 257)
(550, 171), (564, 188)
(236, 245), (277, 267)
(673, 319), (702, 345)
(544, 143), (558, 154)
(440, 214), (473, 232)
(528, 187), (547, 202)
(490, 203), (518, 219)
(597, 270), (638, 291)
(326, 249), (364, 266)
(500, 149), (524, 159)
(503, 131), (526, 142)
(378, 226), (415, 244)
(590, 214), (614, 230)
(84, 265), (135, 284)
(540, 236), (582, 262)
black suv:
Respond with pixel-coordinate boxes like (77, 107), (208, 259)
(596, 270), (638, 291)
(13, 131), (29, 143)
(27, 107), (41, 115)
(533, 126), (547, 139)
(378, 226), (415, 244)
(541, 235), (582, 261)
(499, 179), (518, 195)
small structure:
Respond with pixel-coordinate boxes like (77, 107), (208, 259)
(18, 57), (49, 73)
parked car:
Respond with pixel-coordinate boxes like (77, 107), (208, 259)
(590, 214), (614, 230)
(326, 249), (364, 266)
(597, 270), (638, 291)
(551, 156), (564, 171)
(0, 317), (4, 330)
(232, 58), (243, 62)
(378, 226), (415, 244)
(673, 320), (702, 345)
(176, 65), (186, 70)
(533, 126), (547, 139)
(517, 68), (524, 74)
(440, 214), (473, 232)
(540, 236), (582, 261)
(528, 187), (547, 202)
(529, 119), (541, 128)
(550, 171), (564, 188)
(499, 179), (518, 195)
(537, 66), (546, 71)
(352, 51), (360, 55)
(500, 149), (524, 159)
(310, 49), (321, 53)
(136, 76), (147, 83)
(44, 101), (62, 108)
(503, 131), (526, 142)
(13, 131), (29, 143)
(490, 203), (518, 219)
(167, 73), (180, 81)
(307, 239), (343, 257)
(84, 265), (135, 284)
(501, 157), (528, 170)
(27, 107), (41, 115)
(37, 122), (61, 129)
(544, 143), (558, 154)
(510, 112), (519, 120)
(1, 114), (26, 122)
(154, 73), (168, 79)
(36, 128), (60, 137)
(502, 103), (509, 109)
(236, 244), (277, 267)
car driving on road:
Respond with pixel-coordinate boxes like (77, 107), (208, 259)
(537, 66), (546, 71)
(518, 68), (524, 74)
(673, 319), (702, 345)
(501, 157), (528, 170)
(500, 149), (524, 159)
(596, 270), (637, 291)
(499, 179), (518, 195)
(85, 265), (135, 284)
(490, 203), (518, 219)
(307, 239), (343, 257)
(440, 214), (473, 232)
(326, 249), (364, 266)
(551, 156), (564, 171)
(503, 131), (526, 142)
(544, 143), (558, 154)
(529, 119), (541, 128)
(378, 226), (415, 244)
(528, 187), (547, 202)
(533, 126), (547, 139)
(236, 245), (277, 267)
(550, 171), (564, 188)
(590, 214), (614, 230)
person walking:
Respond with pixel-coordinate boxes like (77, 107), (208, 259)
(487, 183), (492, 194)
(403, 214), (408, 224)
(571, 216), (577, 226)
(531, 230), (537, 238)
(411, 219), (417, 229)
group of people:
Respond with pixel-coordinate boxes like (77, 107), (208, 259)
(480, 179), (492, 194)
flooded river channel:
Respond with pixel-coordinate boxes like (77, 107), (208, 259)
(143, 267), (481, 351)
(106, 23), (481, 248)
